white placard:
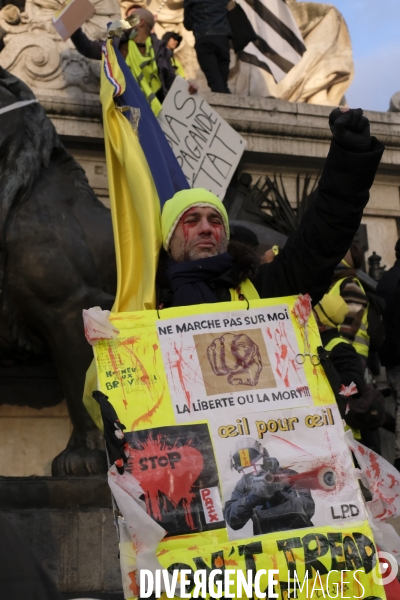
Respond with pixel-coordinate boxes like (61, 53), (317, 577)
(158, 77), (246, 199)
(157, 305), (311, 423)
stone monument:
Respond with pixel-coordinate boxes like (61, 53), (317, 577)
(0, 0), (119, 106)
(130, 0), (354, 106)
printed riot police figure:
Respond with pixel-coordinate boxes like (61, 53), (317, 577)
(225, 439), (315, 535)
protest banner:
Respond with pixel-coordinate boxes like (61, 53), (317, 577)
(157, 77), (246, 199)
(93, 297), (385, 599)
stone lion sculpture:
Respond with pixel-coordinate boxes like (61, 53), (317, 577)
(0, 67), (116, 475)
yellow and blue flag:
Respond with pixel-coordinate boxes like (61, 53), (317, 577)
(83, 39), (188, 425)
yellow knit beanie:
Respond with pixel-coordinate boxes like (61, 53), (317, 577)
(161, 188), (230, 251)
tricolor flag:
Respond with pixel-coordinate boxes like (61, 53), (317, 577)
(83, 38), (188, 427)
(237, 0), (306, 83)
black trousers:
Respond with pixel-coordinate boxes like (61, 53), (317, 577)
(195, 34), (231, 93)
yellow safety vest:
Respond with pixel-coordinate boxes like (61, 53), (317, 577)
(125, 37), (163, 116)
(171, 56), (185, 78)
(324, 333), (361, 440)
(328, 278), (369, 358)
(229, 278), (260, 301)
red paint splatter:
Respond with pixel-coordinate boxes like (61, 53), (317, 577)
(157, 549), (169, 556)
(370, 453), (381, 479)
(214, 556), (224, 568)
(270, 322), (302, 387)
(119, 338), (165, 429)
(127, 434), (203, 530)
(266, 328), (272, 339)
(225, 559), (238, 566)
(388, 474), (397, 489)
(272, 466), (337, 492)
(270, 434), (315, 457)
(128, 572), (139, 596)
(292, 294), (312, 326)
(172, 342), (192, 408)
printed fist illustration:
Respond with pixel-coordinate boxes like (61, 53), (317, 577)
(207, 333), (263, 386)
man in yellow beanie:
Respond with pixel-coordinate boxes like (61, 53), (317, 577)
(158, 108), (384, 310)
(158, 188), (260, 307)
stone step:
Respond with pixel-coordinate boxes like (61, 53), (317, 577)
(0, 476), (122, 595)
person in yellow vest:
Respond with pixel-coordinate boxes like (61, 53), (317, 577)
(155, 104), (385, 310)
(314, 295), (365, 440)
(70, 8), (197, 116)
(162, 31), (186, 78)
(328, 247), (370, 361)
(314, 295), (385, 450)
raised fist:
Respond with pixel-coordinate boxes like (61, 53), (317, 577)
(329, 108), (371, 153)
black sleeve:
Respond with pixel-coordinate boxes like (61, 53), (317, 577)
(160, 47), (177, 92)
(183, 0), (194, 31)
(70, 28), (103, 60)
(329, 342), (365, 395)
(254, 138), (385, 304)
(224, 480), (254, 530)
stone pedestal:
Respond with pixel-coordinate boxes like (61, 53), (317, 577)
(1, 92), (400, 478)
(0, 476), (122, 597)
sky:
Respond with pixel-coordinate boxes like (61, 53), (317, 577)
(319, 0), (400, 112)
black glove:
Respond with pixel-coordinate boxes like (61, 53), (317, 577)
(92, 390), (128, 474)
(329, 108), (371, 153)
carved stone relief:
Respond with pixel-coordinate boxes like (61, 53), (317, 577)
(0, 0), (120, 102)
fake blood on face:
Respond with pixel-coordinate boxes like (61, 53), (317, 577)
(178, 207), (224, 255)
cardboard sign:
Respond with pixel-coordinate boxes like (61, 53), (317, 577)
(158, 77), (246, 199)
(52, 0), (95, 42)
(93, 298), (383, 599)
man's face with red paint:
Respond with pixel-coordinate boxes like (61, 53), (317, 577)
(169, 206), (228, 261)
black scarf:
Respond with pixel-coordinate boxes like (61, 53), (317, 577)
(166, 253), (235, 307)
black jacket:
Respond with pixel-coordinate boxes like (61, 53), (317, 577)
(158, 138), (385, 308)
(183, 0), (231, 40)
(376, 259), (400, 368)
(70, 30), (176, 99)
(225, 469), (315, 535)
(321, 329), (366, 396)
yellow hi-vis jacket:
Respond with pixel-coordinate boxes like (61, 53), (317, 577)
(125, 37), (163, 116)
(328, 277), (369, 358)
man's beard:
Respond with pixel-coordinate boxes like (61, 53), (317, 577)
(170, 235), (228, 262)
